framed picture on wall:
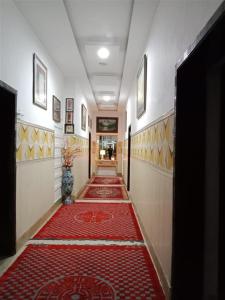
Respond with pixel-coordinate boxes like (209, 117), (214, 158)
(33, 53), (47, 110)
(96, 117), (118, 133)
(66, 98), (74, 111)
(52, 95), (61, 122)
(137, 54), (147, 119)
(81, 104), (87, 131)
(65, 124), (74, 134)
(65, 111), (73, 124)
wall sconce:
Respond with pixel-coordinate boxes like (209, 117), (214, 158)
(100, 149), (106, 160)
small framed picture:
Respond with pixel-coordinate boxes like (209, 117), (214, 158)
(52, 95), (61, 122)
(81, 104), (87, 131)
(65, 124), (74, 134)
(66, 98), (74, 111)
(33, 53), (47, 110)
(65, 111), (73, 124)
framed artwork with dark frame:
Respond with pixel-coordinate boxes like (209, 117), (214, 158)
(137, 54), (147, 119)
(96, 117), (118, 133)
(65, 111), (73, 124)
(66, 98), (74, 111)
(65, 124), (74, 134)
(33, 53), (47, 110)
(52, 95), (61, 122)
(81, 104), (87, 131)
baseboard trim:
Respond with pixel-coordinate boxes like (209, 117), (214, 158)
(16, 198), (62, 251)
(132, 201), (171, 300)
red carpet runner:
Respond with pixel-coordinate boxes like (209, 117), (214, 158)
(33, 203), (143, 241)
(0, 175), (165, 299)
(79, 185), (129, 200)
(0, 245), (165, 299)
(89, 176), (124, 185)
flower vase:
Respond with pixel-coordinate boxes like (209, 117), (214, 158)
(62, 167), (74, 205)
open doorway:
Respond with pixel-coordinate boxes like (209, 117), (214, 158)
(172, 3), (225, 299)
(0, 81), (17, 258)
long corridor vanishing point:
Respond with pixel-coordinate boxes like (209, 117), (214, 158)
(0, 175), (165, 299)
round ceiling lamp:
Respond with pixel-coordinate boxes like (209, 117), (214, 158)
(97, 47), (110, 59)
(102, 95), (111, 101)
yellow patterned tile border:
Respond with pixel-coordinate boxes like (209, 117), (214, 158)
(16, 122), (54, 162)
(131, 113), (174, 172)
(123, 140), (128, 158)
(66, 135), (89, 156)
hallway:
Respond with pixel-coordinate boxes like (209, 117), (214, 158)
(1, 0), (225, 299)
(0, 175), (165, 299)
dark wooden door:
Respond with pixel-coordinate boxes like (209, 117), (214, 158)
(0, 81), (17, 258)
(88, 131), (91, 178)
(172, 3), (225, 299)
(127, 125), (131, 191)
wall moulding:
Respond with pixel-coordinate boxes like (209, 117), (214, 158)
(16, 121), (54, 163)
(131, 111), (174, 173)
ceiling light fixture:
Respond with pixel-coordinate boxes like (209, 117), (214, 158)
(97, 47), (110, 59)
(102, 95), (111, 102)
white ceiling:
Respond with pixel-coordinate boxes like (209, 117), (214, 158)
(14, 0), (159, 112)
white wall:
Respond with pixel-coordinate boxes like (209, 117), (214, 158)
(125, 0), (223, 288)
(1, 0), (65, 239)
(16, 160), (54, 239)
(64, 78), (91, 196)
(1, 0), (64, 129)
(126, 0), (223, 136)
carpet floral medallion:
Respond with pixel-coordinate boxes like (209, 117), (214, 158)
(33, 203), (143, 241)
(34, 275), (115, 299)
(89, 176), (124, 185)
(0, 245), (165, 299)
(79, 185), (129, 200)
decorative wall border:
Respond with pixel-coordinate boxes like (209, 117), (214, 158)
(16, 121), (54, 163)
(128, 111), (174, 173)
(123, 139), (128, 158)
(66, 134), (89, 156)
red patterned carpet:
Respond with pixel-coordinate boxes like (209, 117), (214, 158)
(0, 244), (165, 299)
(0, 176), (165, 298)
(33, 203), (143, 241)
(79, 185), (129, 200)
(89, 176), (124, 185)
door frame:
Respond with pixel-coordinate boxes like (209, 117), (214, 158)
(172, 2), (225, 299)
(0, 80), (17, 258)
(127, 125), (131, 191)
(88, 131), (91, 178)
